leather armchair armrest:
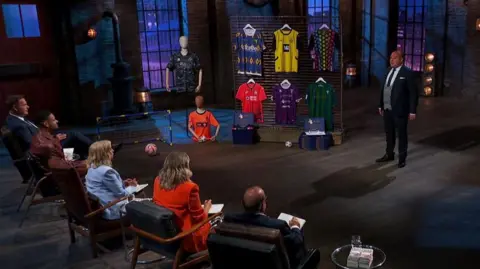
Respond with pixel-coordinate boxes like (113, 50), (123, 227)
(296, 248), (320, 269)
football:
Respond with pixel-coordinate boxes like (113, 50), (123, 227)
(285, 141), (293, 147)
(145, 143), (157, 156)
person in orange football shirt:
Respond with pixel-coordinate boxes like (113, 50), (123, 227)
(153, 151), (213, 253)
(188, 95), (221, 142)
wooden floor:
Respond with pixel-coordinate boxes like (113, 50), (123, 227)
(2, 88), (480, 268)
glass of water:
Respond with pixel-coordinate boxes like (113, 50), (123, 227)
(351, 235), (362, 246)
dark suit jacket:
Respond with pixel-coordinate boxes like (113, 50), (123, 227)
(5, 114), (39, 153)
(224, 212), (307, 268)
(379, 66), (418, 117)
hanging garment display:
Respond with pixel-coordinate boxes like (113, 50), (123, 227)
(234, 24), (266, 76)
(309, 25), (339, 72)
(273, 80), (300, 124)
(236, 80), (267, 123)
(306, 79), (336, 131)
(273, 26), (299, 72)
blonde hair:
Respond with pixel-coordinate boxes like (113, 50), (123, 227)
(86, 140), (113, 168)
(159, 151), (192, 190)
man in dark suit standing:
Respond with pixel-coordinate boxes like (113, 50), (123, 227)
(224, 186), (308, 268)
(5, 95), (94, 158)
(376, 50), (418, 168)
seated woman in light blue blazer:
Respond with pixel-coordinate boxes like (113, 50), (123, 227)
(85, 140), (137, 220)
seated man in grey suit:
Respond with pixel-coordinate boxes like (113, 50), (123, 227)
(223, 186), (307, 268)
(5, 95), (95, 158)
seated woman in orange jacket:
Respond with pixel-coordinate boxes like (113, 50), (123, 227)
(153, 151), (213, 253)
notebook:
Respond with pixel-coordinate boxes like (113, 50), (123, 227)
(202, 204), (224, 214)
(134, 184), (148, 193)
(278, 213), (306, 229)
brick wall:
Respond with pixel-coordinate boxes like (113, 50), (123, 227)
(462, 0), (480, 98)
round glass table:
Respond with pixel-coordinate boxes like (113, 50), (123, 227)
(331, 237), (386, 269)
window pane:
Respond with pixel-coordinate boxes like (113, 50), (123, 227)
(415, 7), (423, 22)
(412, 55), (421, 71)
(149, 70), (162, 89)
(308, 8), (315, 16)
(168, 0), (178, 10)
(137, 0), (144, 11)
(161, 51), (171, 69)
(407, 7), (414, 21)
(169, 11), (179, 30)
(405, 39), (413, 54)
(138, 12), (145, 32)
(413, 40), (422, 55)
(404, 55), (412, 69)
(405, 24), (413, 38)
(145, 12), (157, 31)
(397, 38), (404, 49)
(148, 52), (160, 70)
(399, 0), (406, 6)
(142, 53), (149, 71)
(407, 0), (415, 6)
(156, 0), (168, 9)
(2, 4), (23, 38)
(170, 31), (180, 49)
(399, 9), (406, 21)
(143, 0), (155, 10)
(143, 72), (150, 88)
(414, 23), (423, 38)
(157, 11), (169, 30)
(20, 5), (40, 37)
(140, 32), (147, 52)
(146, 32), (159, 51)
(159, 31), (171, 50)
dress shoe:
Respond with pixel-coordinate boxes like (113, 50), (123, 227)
(113, 143), (123, 154)
(398, 161), (406, 168)
(375, 154), (394, 163)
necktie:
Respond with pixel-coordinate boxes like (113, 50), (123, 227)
(25, 120), (38, 129)
(386, 68), (396, 87)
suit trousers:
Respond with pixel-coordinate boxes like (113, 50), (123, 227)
(383, 110), (408, 161)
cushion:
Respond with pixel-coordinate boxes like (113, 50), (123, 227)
(126, 201), (180, 258)
(207, 233), (284, 269)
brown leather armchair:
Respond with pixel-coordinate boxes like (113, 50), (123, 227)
(207, 222), (320, 269)
(126, 200), (221, 269)
(50, 167), (128, 258)
(18, 152), (62, 227)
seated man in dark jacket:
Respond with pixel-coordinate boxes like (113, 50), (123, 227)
(5, 95), (94, 158)
(223, 186), (307, 268)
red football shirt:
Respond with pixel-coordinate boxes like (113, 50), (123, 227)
(235, 82), (267, 123)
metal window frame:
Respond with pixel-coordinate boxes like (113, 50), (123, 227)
(397, 0), (425, 71)
(137, 0), (186, 90)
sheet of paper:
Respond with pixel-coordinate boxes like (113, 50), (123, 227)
(202, 204), (224, 214)
(278, 213), (306, 229)
(135, 183), (148, 193)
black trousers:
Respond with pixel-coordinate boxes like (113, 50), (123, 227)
(383, 110), (408, 161)
(59, 131), (93, 159)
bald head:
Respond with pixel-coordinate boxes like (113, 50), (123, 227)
(242, 186), (266, 213)
(389, 50), (404, 68)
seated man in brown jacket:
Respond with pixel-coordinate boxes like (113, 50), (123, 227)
(30, 111), (87, 182)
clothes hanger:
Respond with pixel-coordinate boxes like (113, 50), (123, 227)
(316, 77), (326, 83)
(280, 79), (291, 88)
(319, 24), (329, 30)
(281, 24), (291, 30)
(244, 24), (255, 30)
(247, 78), (255, 84)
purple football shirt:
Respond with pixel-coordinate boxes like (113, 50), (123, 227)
(273, 85), (299, 124)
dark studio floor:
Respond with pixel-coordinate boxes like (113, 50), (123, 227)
(2, 88), (480, 268)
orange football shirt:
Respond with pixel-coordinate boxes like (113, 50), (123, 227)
(188, 110), (219, 141)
